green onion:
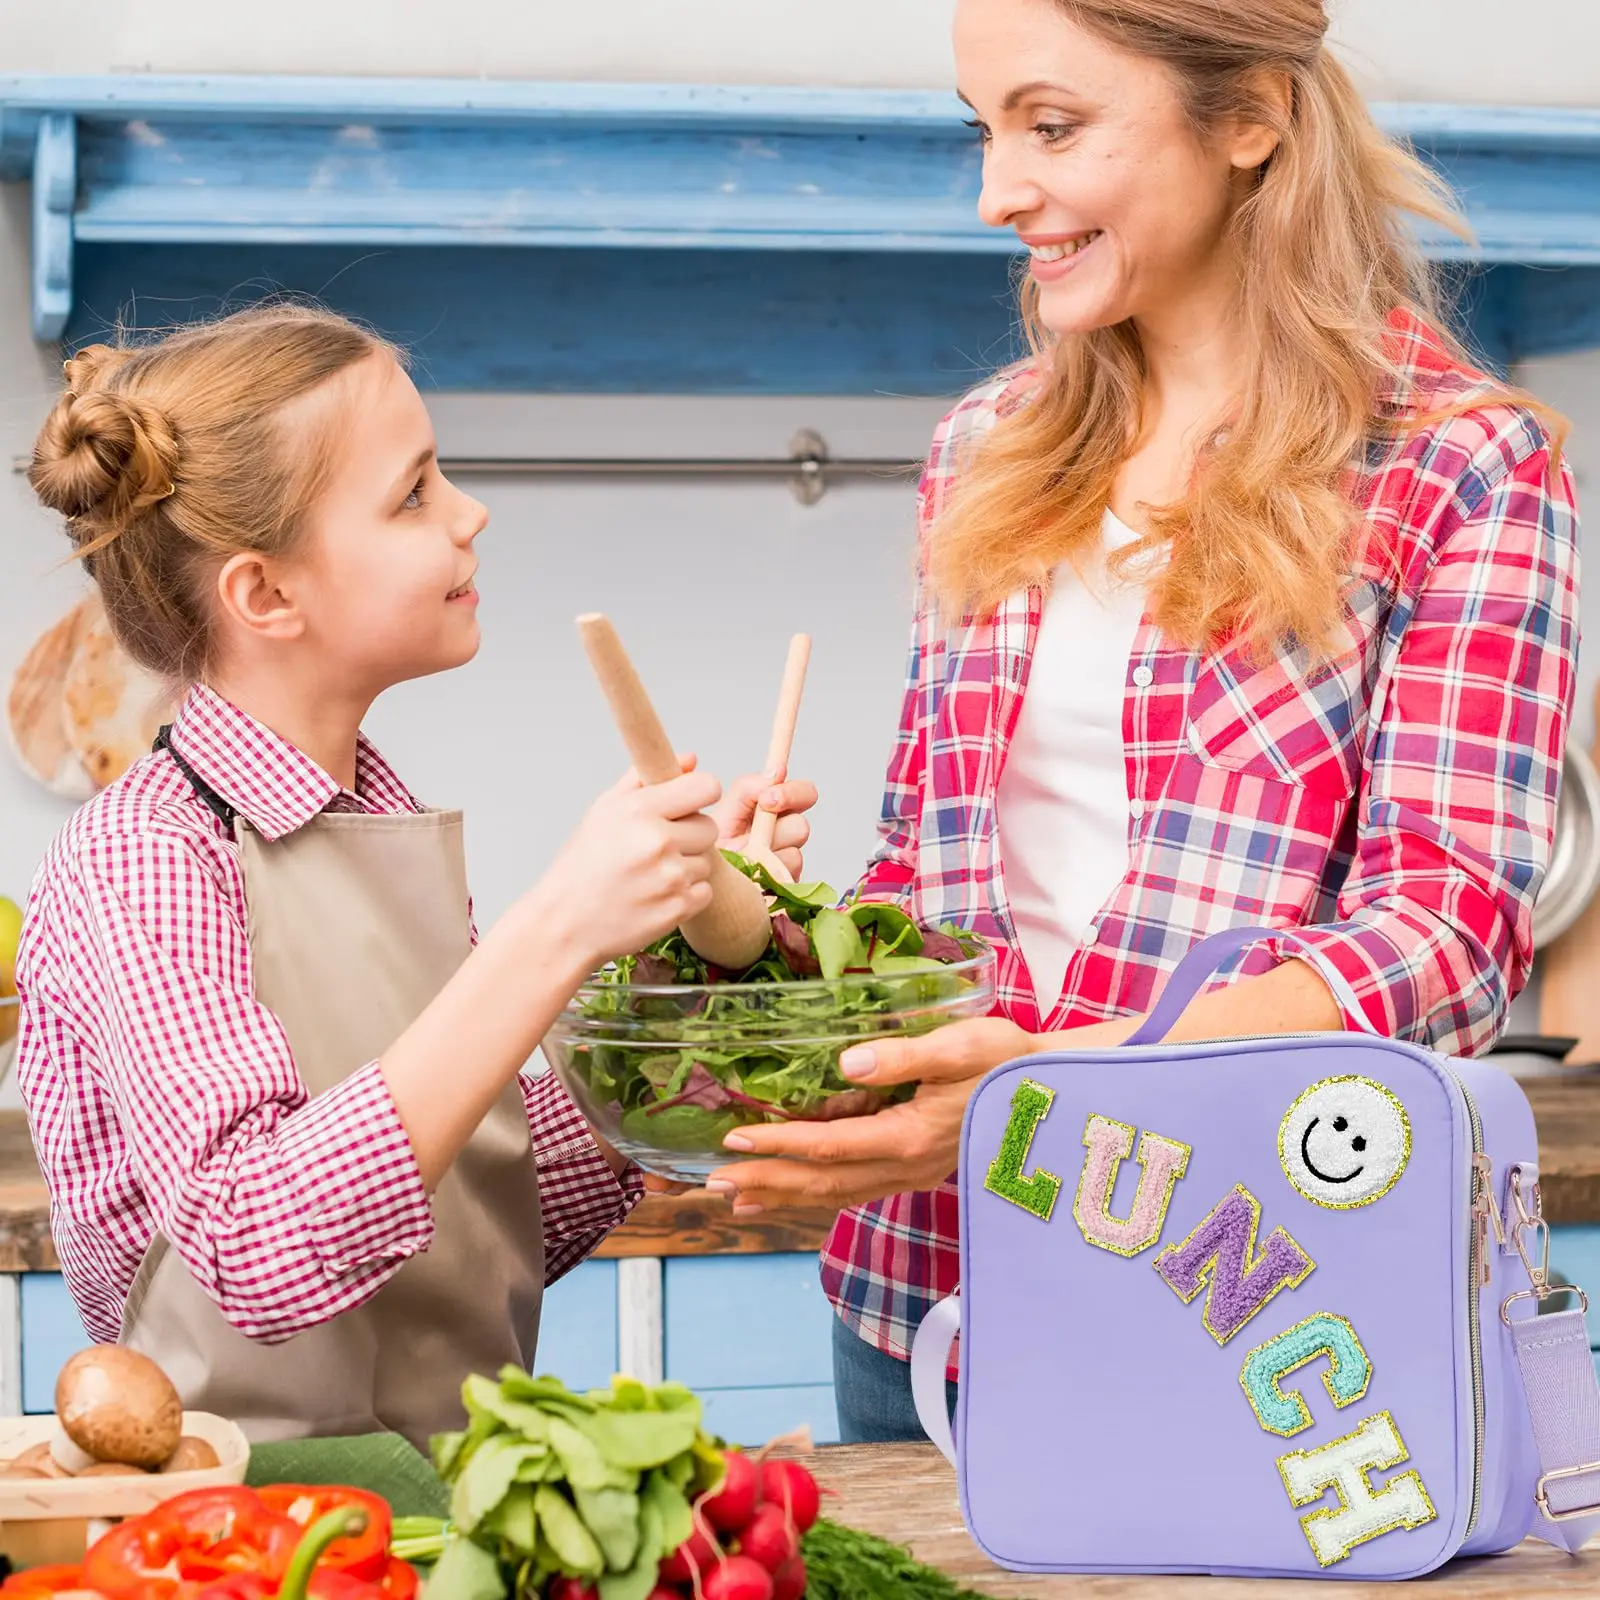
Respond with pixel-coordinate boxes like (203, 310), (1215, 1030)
(389, 1515), (450, 1565)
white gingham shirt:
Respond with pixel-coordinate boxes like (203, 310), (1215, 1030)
(15, 684), (641, 1345)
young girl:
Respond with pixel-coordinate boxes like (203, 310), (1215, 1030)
(15, 305), (815, 1446)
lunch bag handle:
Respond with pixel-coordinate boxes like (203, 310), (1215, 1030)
(1124, 924), (1381, 1047)
(910, 1294), (962, 1464)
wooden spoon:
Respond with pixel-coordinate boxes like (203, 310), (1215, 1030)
(743, 634), (811, 886)
(577, 614), (772, 970)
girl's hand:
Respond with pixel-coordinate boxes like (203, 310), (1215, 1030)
(712, 771), (819, 880)
(589, 1130), (694, 1195)
(702, 1016), (1039, 1212)
(541, 763), (724, 972)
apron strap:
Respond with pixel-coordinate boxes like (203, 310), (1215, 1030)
(152, 724), (237, 830)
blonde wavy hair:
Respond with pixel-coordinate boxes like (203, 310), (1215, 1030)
(928, 0), (1560, 654)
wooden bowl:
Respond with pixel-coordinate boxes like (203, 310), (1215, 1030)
(0, 1411), (249, 1568)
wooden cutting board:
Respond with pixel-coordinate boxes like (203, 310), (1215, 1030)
(1538, 680), (1600, 1060)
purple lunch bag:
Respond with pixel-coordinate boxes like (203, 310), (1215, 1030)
(910, 925), (1600, 1579)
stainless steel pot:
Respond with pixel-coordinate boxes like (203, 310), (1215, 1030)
(1535, 745), (1600, 947)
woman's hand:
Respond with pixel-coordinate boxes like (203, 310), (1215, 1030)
(712, 771), (819, 879)
(702, 1016), (1045, 1212)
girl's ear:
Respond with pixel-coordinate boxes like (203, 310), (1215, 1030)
(1227, 67), (1293, 171)
(214, 551), (307, 645)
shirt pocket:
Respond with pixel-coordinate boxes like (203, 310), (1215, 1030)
(1183, 580), (1382, 802)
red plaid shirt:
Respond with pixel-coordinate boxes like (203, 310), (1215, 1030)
(821, 313), (1582, 1363)
(16, 685), (641, 1346)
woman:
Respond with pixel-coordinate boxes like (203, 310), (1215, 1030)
(707, 0), (1581, 1444)
(15, 307), (814, 1447)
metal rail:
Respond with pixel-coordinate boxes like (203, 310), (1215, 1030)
(14, 430), (921, 505)
(438, 430), (919, 504)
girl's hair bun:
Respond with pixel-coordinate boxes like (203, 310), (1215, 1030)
(62, 343), (137, 398)
(29, 387), (179, 527)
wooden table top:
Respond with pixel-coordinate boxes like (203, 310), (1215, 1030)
(0, 1072), (1596, 1271)
(812, 1443), (1600, 1598)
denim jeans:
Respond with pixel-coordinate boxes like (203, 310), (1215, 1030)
(831, 1311), (958, 1444)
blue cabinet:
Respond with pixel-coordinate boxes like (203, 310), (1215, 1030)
(664, 1254), (837, 1447)
(21, 1272), (88, 1413)
(17, 1262), (621, 1413)
(1549, 1224), (1600, 1355)
(12, 1257), (843, 1440)
(536, 1259), (619, 1393)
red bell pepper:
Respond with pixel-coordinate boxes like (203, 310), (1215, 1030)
(0, 1566), (107, 1598)
(372, 1562), (414, 1600)
(196, 1508), (399, 1600)
(252, 1491), (389, 1583)
(192, 1562), (411, 1600)
(81, 1489), (302, 1599)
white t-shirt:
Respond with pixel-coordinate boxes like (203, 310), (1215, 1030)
(995, 509), (1146, 1011)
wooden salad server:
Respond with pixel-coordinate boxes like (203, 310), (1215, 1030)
(742, 633), (812, 886)
(577, 613), (772, 969)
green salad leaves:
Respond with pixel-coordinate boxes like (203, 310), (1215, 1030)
(561, 856), (990, 1151)
(428, 1370), (726, 1600)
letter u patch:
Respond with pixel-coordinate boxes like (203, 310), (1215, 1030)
(1073, 1115), (1190, 1258)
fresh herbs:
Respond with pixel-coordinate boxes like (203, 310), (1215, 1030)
(798, 1518), (993, 1600)
(558, 855), (990, 1150)
(427, 1370), (725, 1600)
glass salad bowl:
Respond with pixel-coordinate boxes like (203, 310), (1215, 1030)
(544, 943), (997, 1184)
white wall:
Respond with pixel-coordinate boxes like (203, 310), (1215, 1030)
(3, 0), (1600, 106)
(0, 185), (87, 914)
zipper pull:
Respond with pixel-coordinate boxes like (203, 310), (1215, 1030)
(1473, 1153), (1505, 1244)
(1471, 1154), (1501, 1286)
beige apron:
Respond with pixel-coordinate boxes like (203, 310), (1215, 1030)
(119, 802), (544, 1450)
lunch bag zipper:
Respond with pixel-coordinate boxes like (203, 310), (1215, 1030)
(1450, 1068), (1491, 1540)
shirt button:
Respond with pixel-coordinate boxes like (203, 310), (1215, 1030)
(1132, 665), (1155, 688)
(1130, 799), (1146, 821)
(1086, 921), (1101, 943)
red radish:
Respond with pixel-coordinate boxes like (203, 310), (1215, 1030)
(658, 1524), (720, 1583)
(701, 1556), (774, 1600)
(758, 1460), (820, 1533)
(736, 1502), (799, 1573)
(703, 1448), (762, 1532)
(645, 1589), (685, 1600)
(548, 1582), (600, 1600)
(771, 1556), (806, 1600)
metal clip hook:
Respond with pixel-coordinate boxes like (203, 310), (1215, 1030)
(1499, 1165), (1585, 1324)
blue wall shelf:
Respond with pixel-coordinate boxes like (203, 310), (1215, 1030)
(3, 76), (1600, 387)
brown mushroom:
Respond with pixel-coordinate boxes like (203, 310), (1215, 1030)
(77, 1461), (150, 1477)
(55, 1348), (183, 1469)
(0, 1465), (49, 1480)
(160, 1436), (221, 1474)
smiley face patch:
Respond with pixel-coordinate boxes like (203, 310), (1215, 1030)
(1279, 1077), (1411, 1209)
